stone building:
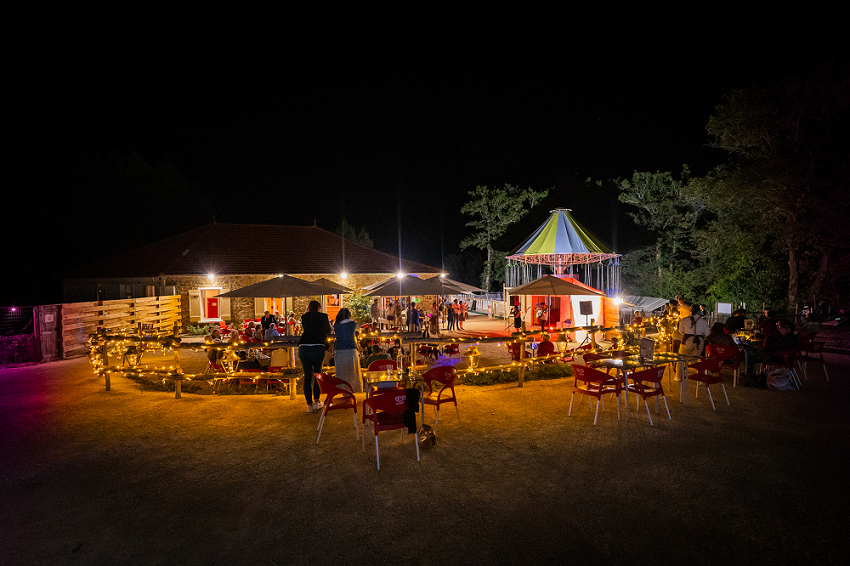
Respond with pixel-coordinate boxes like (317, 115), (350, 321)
(62, 223), (442, 328)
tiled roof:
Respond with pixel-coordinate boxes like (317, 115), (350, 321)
(64, 223), (442, 278)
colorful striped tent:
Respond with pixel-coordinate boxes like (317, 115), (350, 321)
(505, 208), (620, 296)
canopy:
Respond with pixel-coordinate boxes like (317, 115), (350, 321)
(364, 275), (484, 297)
(308, 277), (352, 294)
(508, 275), (604, 297)
(506, 208), (619, 266)
(216, 275), (347, 298)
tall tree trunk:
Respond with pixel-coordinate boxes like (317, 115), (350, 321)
(484, 247), (492, 291)
(787, 245), (799, 317)
(809, 248), (830, 305)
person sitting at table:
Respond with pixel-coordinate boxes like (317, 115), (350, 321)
(388, 338), (406, 363)
(706, 322), (738, 348)
(228, 328), (241, 343)
(725, 309), (747, 333)
(364, 344), (391, 368)
(743, 319), (798, 384)
(252, 325), (265, 341)
(756, 309), (779, 339)
(264, 323), (280, 341)
(208, 328), (223, 343)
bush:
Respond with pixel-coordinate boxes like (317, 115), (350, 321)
(462, 362), (573, 386)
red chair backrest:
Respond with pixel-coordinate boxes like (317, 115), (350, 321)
(572, 364), (616, 385)
(509, 342), (528, 360)
(706, 344), (739, 363)
(364, 392), (408, 426)
(368, 359), (398, 372)
(691, 358), (725, 373)
(609, 350), (630, 358)
(582, 353), (605, 364)
(537, 341), (555, 356)
(629, 366), (666, 385)
(316, 373), (351, 395)
(423, 366), (457, 390)
(445, 344), (459, 354)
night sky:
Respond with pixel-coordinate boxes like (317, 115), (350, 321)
(7, 15), (845, 306)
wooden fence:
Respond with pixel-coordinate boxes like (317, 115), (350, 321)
(61, 295), (182, 358)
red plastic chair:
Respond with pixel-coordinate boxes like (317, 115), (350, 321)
(792, 341), (829, 381)
(417, 344), (438, 363)
(569, 364), (622, 425)
(422, 366), (459, 432)
(367, 359), (398, 372)
(362, 392), (419, 470)
(626, 366), (670, 426)
(687, 358), (730, 410)
(536, 340), (556, 360)
(443, 343), (460, 362)
(508, 342), (531, 362)
(315, 373), (359, 444)
(706, 344), (742, 387)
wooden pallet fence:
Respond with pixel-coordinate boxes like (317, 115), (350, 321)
(61, 296), (182, 358)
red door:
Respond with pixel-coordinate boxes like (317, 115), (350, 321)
(206, 297), (219, 319)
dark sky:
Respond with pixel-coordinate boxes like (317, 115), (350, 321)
(7, 16), (845, 306)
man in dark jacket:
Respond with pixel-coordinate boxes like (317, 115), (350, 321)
(298, 301), (332, 413)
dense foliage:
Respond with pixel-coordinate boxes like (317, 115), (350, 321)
(616, 62), (849, 314)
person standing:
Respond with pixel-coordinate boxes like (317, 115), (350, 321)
(298, 300), (332, 413)
(510, 301), (522, 331)
(332, 308), (362, 393)
(261, 310), (277, 331)
(677, 309), (710, 363)
(370, 299), (380, 327)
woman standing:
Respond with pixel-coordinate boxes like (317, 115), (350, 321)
(332, 308), (362, 393)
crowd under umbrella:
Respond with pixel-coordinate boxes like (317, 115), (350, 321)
(505, 207), (621, 297)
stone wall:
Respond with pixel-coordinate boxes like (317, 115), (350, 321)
(169, 272), (436, 329)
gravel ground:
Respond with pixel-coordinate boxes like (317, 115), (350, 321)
(1, 340), (848, 565)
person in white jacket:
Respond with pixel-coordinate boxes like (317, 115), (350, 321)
(678, 311), (710, 359)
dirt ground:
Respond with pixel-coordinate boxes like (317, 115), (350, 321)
(2, 325), (849, 565)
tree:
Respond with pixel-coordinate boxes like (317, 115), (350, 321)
(460, 184), (548, 291)
(706, 61), (850, 313)
(335, 217), (374, 248)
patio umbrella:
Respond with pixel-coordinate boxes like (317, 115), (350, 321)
(415, 276), (484, 295)
(216, 275), (346, 298)
(508, 275), (604, 297)
(363, 275), (431, 297)
(307, 278), (352, 294)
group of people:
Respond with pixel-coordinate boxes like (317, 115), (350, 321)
(661, 297), (802, 386)
(369, 297), (469, 335)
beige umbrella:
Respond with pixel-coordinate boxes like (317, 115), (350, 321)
(216, 275), (345, 298)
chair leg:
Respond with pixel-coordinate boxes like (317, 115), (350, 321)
(644, 399), (653, 426)
(706, 385), (716, 411)
(593, 399), (600, 425)
(721, 383), (730, 406)
(375, 435), (381, 470)
(352, 411), (359, 440)
(414, 430), (420, 462)
(823, 363), (829, 381)
(569, 391), (576, 416)
(663, 395), (671, 420)
(435, 408), (440, 433)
